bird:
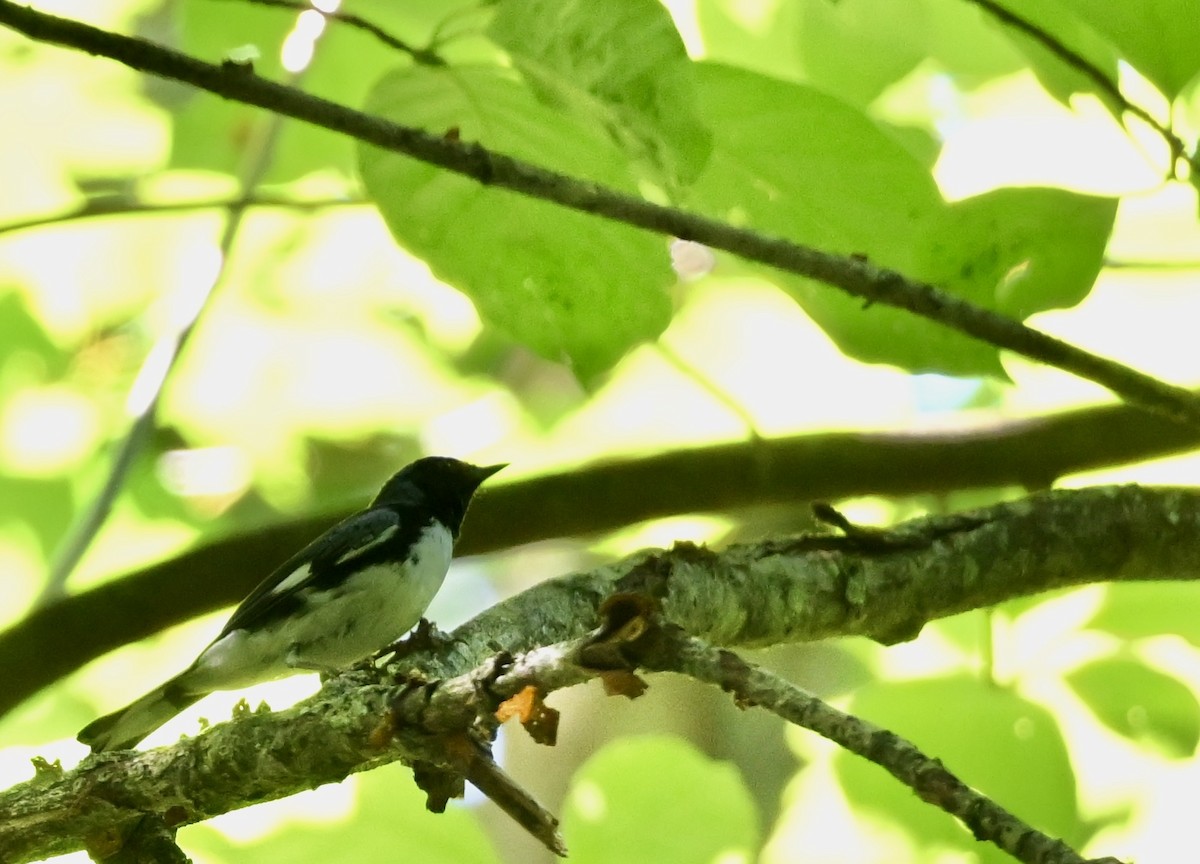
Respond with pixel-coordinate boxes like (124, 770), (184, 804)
(78, 456), (505, 752)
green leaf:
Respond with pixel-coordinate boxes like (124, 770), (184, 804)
(690, 64), (1019, 377)
(488, 0), (711, 188)
(0, 291), (66, 377)
(168, 1), (293, 177)
(910, 187), (1116, 319)
(170, 0), (484, 181)
(1068, 655), (1200, 757)
(920, 0), (1027, 84)
(794, 0), (1024, 105)
(562, 736), (759, 864)
(699, 0), (1021, 96)
(837, 676), (1086, 863)
(182, 760), (500, 864)
(695, 0), (805, 82)
(1054, 0), (1200, 100)
(795, 0), (930, 105)
(358, 65), (673, 378)
(982, 0), (1121, 109)
(688, 62), (944, 255)
(1089, 582), (1200, 647)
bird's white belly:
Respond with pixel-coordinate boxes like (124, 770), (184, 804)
(190, 524), (453, 690)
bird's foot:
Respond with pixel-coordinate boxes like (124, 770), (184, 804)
(377, 617), (462, 661)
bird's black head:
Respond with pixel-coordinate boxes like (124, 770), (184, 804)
(372, 456), (505, 536)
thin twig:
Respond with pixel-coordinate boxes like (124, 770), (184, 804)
(1103, 257), (1200, 271)
(465, 752), (567, 857)
(2, 3), (1200, 429)
(641, 628), (1117, 864)
(0, 193), (363, 237)
(654, 341), (764, 440)
(37, 7), (323, 602)
(964, 0), (1198, 175)
(214, 0), (444, 65)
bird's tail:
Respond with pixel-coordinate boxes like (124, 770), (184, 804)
(77, 675), (205, 752)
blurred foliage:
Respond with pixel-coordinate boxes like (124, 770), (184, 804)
(488, 0), (712, 190)
(838, 676), (1087, 863)
(3, 0), (1200, 862)
(360, 64), (676, 379)
(1067, 654), (1200, 758)
(560, 736), (759, 864)
(182, 761), (501, 864)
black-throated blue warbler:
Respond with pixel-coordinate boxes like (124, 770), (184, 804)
(78, 456), (504, 752)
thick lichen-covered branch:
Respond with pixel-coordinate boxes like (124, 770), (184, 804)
(2, 486), (1193, 862)
(418, 484), (1200, 676)
(7, 481), (1178, 862)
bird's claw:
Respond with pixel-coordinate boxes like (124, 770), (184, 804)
(376, 617), (462, 660)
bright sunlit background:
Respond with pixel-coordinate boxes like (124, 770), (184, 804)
(3, 0), (1200, 863)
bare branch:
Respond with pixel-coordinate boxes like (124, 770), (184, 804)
(0, 193), (364, 237)
(0, 681), (474, 862)
(964, 0), (1198, 176)
(465, 748), (567, 857)
(217, 0), (444, 65)
(0, 632), (597, 862)
(1, 2), (1198, 426)
(364, 484), (1200, 681)
(638, 627), (1113, 864)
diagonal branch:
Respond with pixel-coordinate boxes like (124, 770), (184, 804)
(638, 627), (1111, 864)
(964, 0), (1198, 176)
(218, 0), (445, 65)
(0, 625), (596, 862)
(1, 2), (1199, 427)
(330, 482), (1200, 688)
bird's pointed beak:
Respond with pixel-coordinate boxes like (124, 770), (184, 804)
(476, 463), (507, 482)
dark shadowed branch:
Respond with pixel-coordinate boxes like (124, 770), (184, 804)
(3, 402), (1199, 716)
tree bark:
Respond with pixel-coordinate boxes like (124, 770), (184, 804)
(2, 485), (1196, 864)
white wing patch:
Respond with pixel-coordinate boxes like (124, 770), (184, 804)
(268, 561), (312, 597)
(289, 523), (453, 670)
(187, 522), (454, 691)
(336, 522), (400, 565)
